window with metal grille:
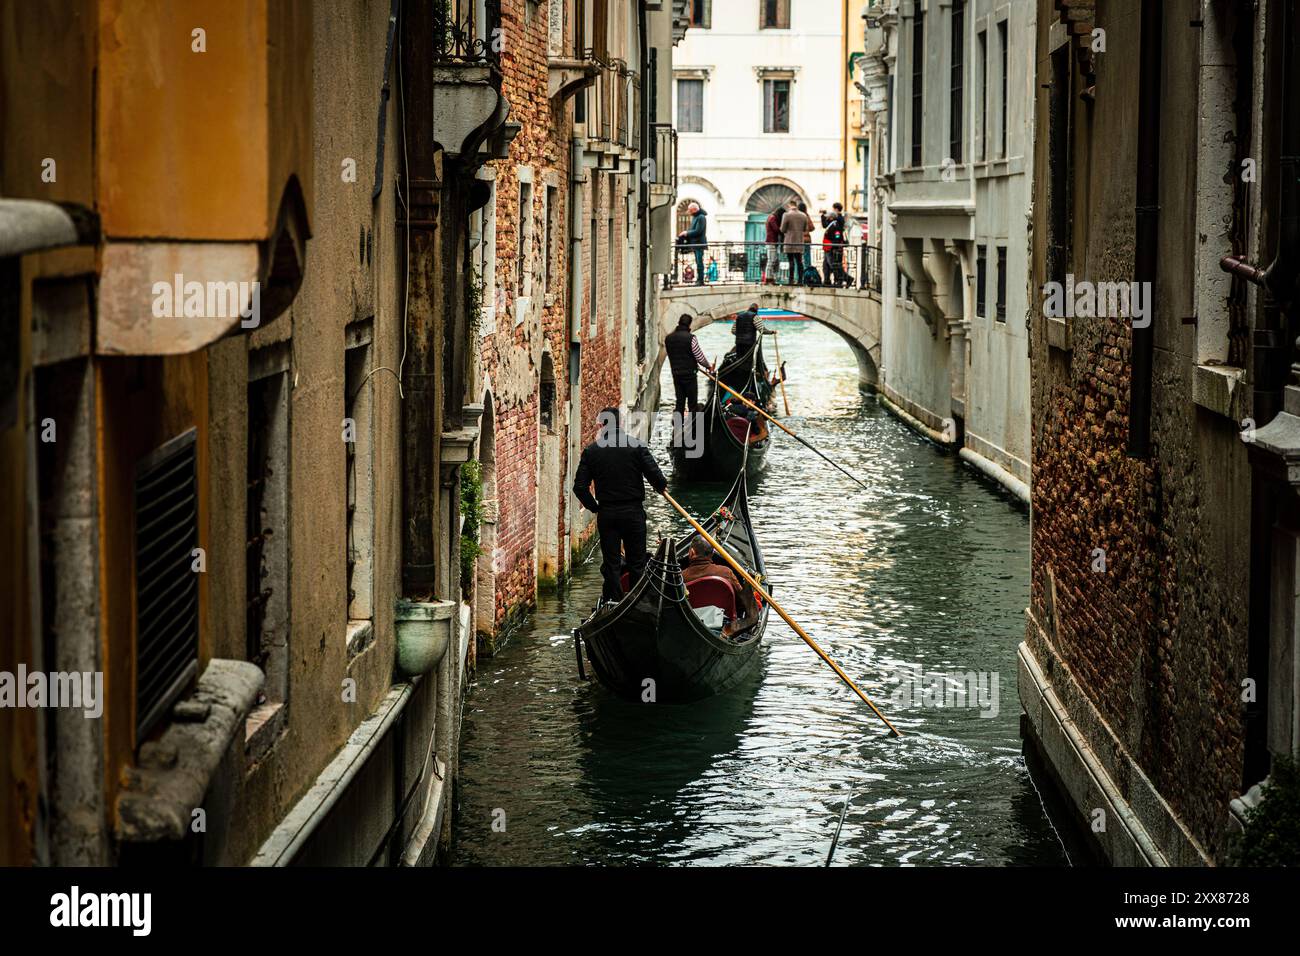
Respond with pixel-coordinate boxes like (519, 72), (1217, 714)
(998, 19), (1008, 157)
(977, 244), (987, 318)
(134, 428), (199, 740)
(246, 357), (290, 705)
(950, 0), (964, 164)
(996, 246), (1007, 322)
(978, 30), (988, 161)
(911, 10), (924, 166)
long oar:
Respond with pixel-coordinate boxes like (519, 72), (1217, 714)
(661, 490), (900, 737)
(705, 369), (869, 491)
(825, 785), (854, 866)
(772, 331), (792, 416)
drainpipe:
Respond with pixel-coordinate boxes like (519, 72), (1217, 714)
(1127, 0), (1163, 459)
(1223, 0), (1300, 427)
(565, 134), (586, 569)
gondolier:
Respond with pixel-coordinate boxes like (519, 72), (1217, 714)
(664, 315), (713, 419)
(573, 407), (669, 604)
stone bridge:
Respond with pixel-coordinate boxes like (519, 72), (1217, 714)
(656, 283), (883, 389)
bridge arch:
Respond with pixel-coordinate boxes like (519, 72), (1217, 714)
(656, 285), (881, 391)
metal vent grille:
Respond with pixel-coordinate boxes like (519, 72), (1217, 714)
(134, 428), (199, 740)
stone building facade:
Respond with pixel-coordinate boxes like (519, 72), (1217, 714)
(862, 0), (1035, 503)
(0, 0), (519, 866)
(1022, 0), (1299, 865)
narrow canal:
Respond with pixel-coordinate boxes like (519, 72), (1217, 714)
(452, 320), (1068, 866)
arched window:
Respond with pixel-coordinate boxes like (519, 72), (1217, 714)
(745, 183), (802, 216)
(676, 199), (696, 236)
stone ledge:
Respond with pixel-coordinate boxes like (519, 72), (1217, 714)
(116, 659), (263, 843)
(1019, 615), (1214, 866)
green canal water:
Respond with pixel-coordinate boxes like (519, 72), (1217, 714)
(451, 321), (1069, 866)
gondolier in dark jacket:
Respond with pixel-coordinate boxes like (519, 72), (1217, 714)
(732, 302), (767, 353)
(573, 407), (669, 603)
(664, 315), (713, 419)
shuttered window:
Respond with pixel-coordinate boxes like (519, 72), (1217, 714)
(134, 428), (199, 740)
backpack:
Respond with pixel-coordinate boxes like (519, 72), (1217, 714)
(802, 266), (823, 287)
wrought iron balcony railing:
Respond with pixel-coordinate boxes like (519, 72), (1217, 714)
(433, 0), (501, 67)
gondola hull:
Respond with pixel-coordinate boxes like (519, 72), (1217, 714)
(669, 339), (774, 482)
(668, 408), (770, 482)
(574, 473), (769, 704)
(578, 576), (764, 702)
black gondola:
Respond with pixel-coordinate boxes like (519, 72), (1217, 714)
(669, 338), (775, 482)
(573, 471), (770, 703)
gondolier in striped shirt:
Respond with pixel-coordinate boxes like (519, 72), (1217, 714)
(664, 314), (713, 419)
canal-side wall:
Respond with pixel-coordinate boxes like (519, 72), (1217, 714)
(1022, 0), (1261, 865)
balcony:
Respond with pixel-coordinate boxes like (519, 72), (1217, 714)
(431, 0), (513, 161)
(649, 124), (678, 209)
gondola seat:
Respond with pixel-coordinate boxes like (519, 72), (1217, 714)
(685, 576), (737, 619)
(725, 416), (753, 443)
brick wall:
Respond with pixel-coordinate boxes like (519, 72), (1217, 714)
(1026, 0), (1251, 861)
(478, 1), (640, 628)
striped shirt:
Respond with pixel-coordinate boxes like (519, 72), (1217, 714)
(690, 335), (710, 369)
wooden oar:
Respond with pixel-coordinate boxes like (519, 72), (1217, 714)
(661, 490), (901, 737)
(704, 369), (870, 491)
(772, 331), (792, 416)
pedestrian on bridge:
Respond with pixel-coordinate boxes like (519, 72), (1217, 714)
(764, 205), (783, 284)
(677, 202), (708, 286)
(779, 200), (812, 286)
(821, 203), (851, 288)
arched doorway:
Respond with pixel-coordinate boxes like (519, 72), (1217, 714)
(535, 354), (563, 587)
(744, 183), (805, 282)
(474, 395), (498, 646)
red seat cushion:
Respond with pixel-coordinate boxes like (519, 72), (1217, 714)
(685, 575), (737, 619)
(620, 571), (631, 592)
(726, 416), (752, 442)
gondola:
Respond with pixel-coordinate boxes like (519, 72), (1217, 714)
(668, 338), (776, 482)
(573, 470), (770, 703)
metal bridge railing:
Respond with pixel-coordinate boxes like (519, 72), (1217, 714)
(665, 242), (882, 292)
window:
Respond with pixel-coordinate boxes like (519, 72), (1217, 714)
(763, 79), (791, 134)
(1047, 45), (1072, 288)
(540, 355), (556, 432)
(976, 244), (987, 318)
(978, 30), (988, 161)
(689, 0), (711, 28)
(950, 0), (964, 165)
(911, 10), (924, 166)
(677, 78), (703, 133)
(472, 174), (497, 337)
(246, 345), (291, 716)
(996, 246), (1007, 322)
(998, 20), (1008, 158)
(544, 185), (558, 296)
(134, 428), (199, 740)
(607, 208), (615, 320)
(344, 324), (373, 626)
(517, 178), (534, 304)
(760, 0), (790, 29)
(589, 176), (599, 333)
